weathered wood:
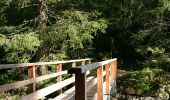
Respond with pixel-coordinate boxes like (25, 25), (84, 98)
(105, 64), (110, 95)
(68, 59), (117, 74)
(110, 61), (117, 81)
(81, 61), (85, 65)
(72, 62), (76, 68)
(88, 59), (91, 64)
(71, 62), (76, 82)
(112, 61), (117, 80)
(87, 59), (91, 74)
(53, 76), (97, 100)
(28, 66), (36, 93)
(21, 77), (75, 100)
(97, 66), (103, 100)
(57, 64), (62, 94)
(75, 73), (86, 100)
(0, 59), (90, 69)
(0, 71), (67, 92)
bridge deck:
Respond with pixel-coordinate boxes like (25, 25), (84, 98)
(53, 76), (112, 100)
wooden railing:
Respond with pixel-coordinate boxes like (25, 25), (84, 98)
(0, 58), (91, 100)
(68, 58), (117, 100)
(0, 58), (117, 100)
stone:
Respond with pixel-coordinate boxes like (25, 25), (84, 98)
(136, 89), (143, 95)
(126, 87), (136, 94)
(140, 97), (157, 100)
(157, 85), (169, 100)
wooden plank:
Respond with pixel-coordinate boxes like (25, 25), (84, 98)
(71, 62), (76, 85)
(105, 64), (110, 95)
(53, 76), (96, 100)
(81, 61), (85, 65)
(0, 59), (91, 69)
(88, 59), (91, 64)
(103, 81), (111, 100)
(0, 71), (67, 92)
(110, 62), (114, 84)
(68, 59), (117, 74)
(110, 61), (117, 83)
(86, 81), (111, 100)
(75, 73), (86, 100)
(112, 61), (117, 80)
(87, 60), (91, 74)
(56, 64), (62, 94)
(21, 77), (75, 100)
(97, 66), (103, 100)
(28, 66), (36, 93)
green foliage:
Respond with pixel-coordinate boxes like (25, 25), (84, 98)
(0, 29), (41, 63)
(40, 10), (107, 60)
(119, 68), (170, 94)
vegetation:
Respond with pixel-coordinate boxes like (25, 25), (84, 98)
(0, 0), (170, 99)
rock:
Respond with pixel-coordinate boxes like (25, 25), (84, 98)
(140, 97), (157, 100)
(126, 87), (136, 94)
(157, 85), (169, 100)
(166, 84), (170, 94)
(136, 89), (143, 95)
(115, 93), (126, 99)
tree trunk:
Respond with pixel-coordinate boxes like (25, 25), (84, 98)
(30, 0), (48, 75)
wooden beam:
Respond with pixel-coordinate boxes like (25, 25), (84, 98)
(88, 59), (91, 64)
(71, 62), (76, 77)
(28, 66), (36, 93)
(0, 58), (91, 69)
(75, 73), (86, 100)
(105, 64), (110, 95)
(0, 71), (67, 92)
(81, 61), (85, 65)
(54, 76), (97, 100)
(110, 61), (117, 81)
(68, 59), (117, 74)
(21, 77), (75, 100)
(56, 64), (62, 94)
(97, 66), (103, 100)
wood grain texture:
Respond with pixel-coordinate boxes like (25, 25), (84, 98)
(56, 64), (62, 94)
(0, 59), (91, 69)
(105, 64), (110, 95)
(21, 77), (75, 100)
(97, 66), (103, 100)
(75, 73), (86, 100)
(0, 71), (67, 92)
(28, 66), (36, 93)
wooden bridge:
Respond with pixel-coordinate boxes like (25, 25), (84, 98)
(0, 58), (117, 100)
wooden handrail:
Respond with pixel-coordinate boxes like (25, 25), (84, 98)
(0, 58), (91, 100)
(68, 58), (117, 100)
(0, 71), (67, 92)
(68, 58), (117, 74)
(0, 58), (117, 100)
(0, 58), (91, 69)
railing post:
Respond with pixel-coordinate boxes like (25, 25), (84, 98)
(97, 66), (103, 100)
(88, 59), (91, 64)
(57, 64), (62, 94)
(111, 61), (117, 81)
(105, 64), (110, 95)
(28, 66), (36, 93)
(81, 61), (85, 65)
(75, 72), (86, 100)
(110, 60), (117, 96)
(72, 62), (76, 77)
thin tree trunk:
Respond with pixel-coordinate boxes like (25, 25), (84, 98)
(30, 0), (48, 75)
